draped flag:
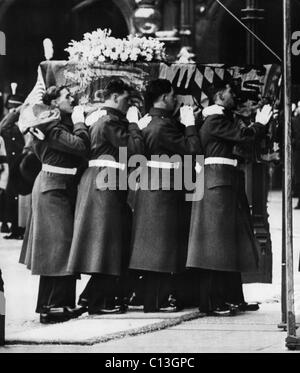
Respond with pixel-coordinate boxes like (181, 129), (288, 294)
(20, 60), (281, 131)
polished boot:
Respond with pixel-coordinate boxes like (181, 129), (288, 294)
(40, 305), (87, 324)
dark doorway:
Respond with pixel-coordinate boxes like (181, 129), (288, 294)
(0, 0), (129, 96)
(69, 0), (129, 41)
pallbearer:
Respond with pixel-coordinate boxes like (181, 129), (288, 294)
(129, 79), (201, 312)
(19, 86), (89, 323)
(68, 79), (147, 315)
(187, 80), (272, 316)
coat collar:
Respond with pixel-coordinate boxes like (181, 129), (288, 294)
(102, 106), (127, 120)
(61, 112), (73, 129)
(149, 107), (173, 119)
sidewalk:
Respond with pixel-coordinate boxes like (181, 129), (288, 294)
(0, 191), (300, 353)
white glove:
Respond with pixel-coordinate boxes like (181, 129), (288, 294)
(29, 127), (45, 141)
(180, 105), (195, 127)
(85, 109), (107, 127)
(126, 106), (140, 124)
(137, 114), (152, 130)
(71, 105), (85, 124)
(255, 104), (273, 126)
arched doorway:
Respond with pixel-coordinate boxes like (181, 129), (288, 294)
(69, 0), (129, 41)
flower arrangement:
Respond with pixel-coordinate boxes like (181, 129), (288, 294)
(65, 29), (166, 89)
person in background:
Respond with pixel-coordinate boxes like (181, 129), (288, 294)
(0, 92), (25, 239)
(0, 92), (4, 120)
(0, 135), (9, 224)
(186, 80), (272, 316)
(19, 85), (89, 324)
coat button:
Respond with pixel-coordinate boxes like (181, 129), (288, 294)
(12, 152), (15, 155)
(12, 137), (15, 141)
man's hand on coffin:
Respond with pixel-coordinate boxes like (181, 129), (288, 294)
(255, 104), (273, 126)
(137, 114), (152, 130)
(28, 127), (46, 141)
(71, 105), (85, 125)
(126, 106), (140, 124)
(180, 105), (195, 127)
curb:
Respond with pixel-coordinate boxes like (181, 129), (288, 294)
(5, 310), (203, 346)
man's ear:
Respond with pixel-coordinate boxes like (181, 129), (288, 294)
(218, 91), (224, 101)
(112, 93), (119, 104)
(162, 93), (168, 103)
(51, 98), (58, 107)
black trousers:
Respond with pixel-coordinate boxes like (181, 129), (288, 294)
(79, 274), (122, 313)
(142, 271), (176, 312)
(36, 275), (76, 313)
(176, 269), (201, 307)
(197, 269), (245, 313)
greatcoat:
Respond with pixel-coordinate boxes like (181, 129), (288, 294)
(186, 107), (264, 273)
(129, 107), (201, 274)
(19, 114), (89, 276)
(67, 107), (144, 276)
(0, 110), (25, 223)
(0, 136), (8, 221)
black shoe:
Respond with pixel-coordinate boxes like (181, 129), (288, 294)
(159, 304), (182, 312)
(159, 295), (184, 313)
(39, 306), (87, 324)
(210, 304), (238, 317)
(238, 302), (260, 311)
(1, 223), (10, 233)
(40, 312), (71, 324)
(78, 297), (88, 308)
(66, 305), (88, 317)
(3, 233), (23, 240)
(211, 308), (231, 316)
(89, 305), (127, 315)
(128, 292), (143, 307)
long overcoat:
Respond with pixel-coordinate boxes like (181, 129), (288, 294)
(19, 115), (89, 276)
(129, 108), (201, 274)
(186, 107), (264, 273)
(0, 110), (25, 222)
(67, 107), (144, 276)
(0, 136), (8, 221)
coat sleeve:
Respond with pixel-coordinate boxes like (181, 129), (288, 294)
(159, 123), (202, 156)
(102, 118), (145, 156)
(0, 137), (9, 190)
(209, 115), (266, 144)
(45, 122), (90, 158)
(0, 111), (19, 133)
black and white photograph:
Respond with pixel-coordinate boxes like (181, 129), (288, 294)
(0, 0), (300, 357)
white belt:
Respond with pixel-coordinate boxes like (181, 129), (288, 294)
(147, 160), (181, 169)
(42, 164), (77, 175)
(204, 157), (238, 167)
(89, 159), (126, 171)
